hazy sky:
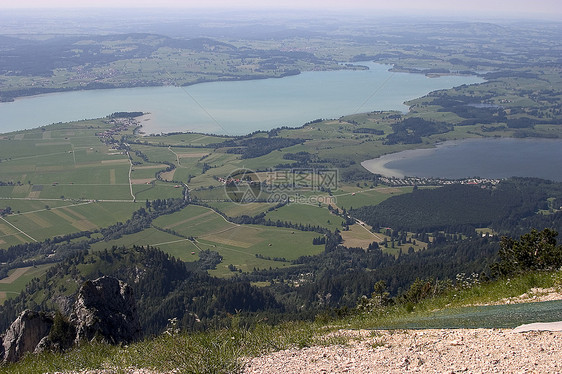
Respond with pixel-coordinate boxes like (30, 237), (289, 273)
(0, 0), (560, 17)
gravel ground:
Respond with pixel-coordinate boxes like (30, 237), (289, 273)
(243, 328), (562, 374)
(244, 289), (562, 374)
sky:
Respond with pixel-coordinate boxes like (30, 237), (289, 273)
(0, 0), (560, 18)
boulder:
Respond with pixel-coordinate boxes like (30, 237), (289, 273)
(1, 310), (53, 362)
(0, 276), (141, 363)
(71, 276), (141, 344)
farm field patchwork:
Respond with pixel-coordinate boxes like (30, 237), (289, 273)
(0, 264), (53, 302)
(0, 202), (141, 246)
(151, 204), (322, 276)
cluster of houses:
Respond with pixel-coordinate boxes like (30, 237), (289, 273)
(96, 117), (139, 145)
(70, 66), (119, 84)
(216, 176), (260, 186)
(378, 176), (501, 187)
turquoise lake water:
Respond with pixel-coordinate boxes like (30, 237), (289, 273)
(0, 62), (482, 135)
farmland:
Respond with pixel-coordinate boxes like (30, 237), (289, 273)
(0, 17), (561, 323)
(0, 264), (52, 303)
(0, 17), (561, 373)
(1, 59), (561, 295)
(0, 109), (421, 292)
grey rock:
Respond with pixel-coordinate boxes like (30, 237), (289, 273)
(1, 310), (53, 362)
(53, 294), (75, 317)
(0, 276), (141, 363)
(71, 276), (141, 345)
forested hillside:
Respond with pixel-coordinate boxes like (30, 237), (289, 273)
(352, 178), (562, 234)
(0, 246), (283, 335)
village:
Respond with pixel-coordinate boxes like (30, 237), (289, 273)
(377, 175), (502, 187)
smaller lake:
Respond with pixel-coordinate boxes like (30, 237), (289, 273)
(361, 138), (562, 182)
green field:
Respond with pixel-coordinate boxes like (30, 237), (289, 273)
(0, 202), (141, 246)
(333, 186), (413, 210)
(0, 264), (53, 302)
(265, 203), (345, 231)
(137, 133), (228, 147)
(79, 204), (324, 277)
(204, 201), (277, 218)
(149, 204), (322, 276)
(89, 227), (199, 262)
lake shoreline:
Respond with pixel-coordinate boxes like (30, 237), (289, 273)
(0, 62), (479, 104)
(0, 62), (483, 135)
(361, 147), (437, 178)
(0, 70), (306, 104)
(361, 137), (562, 182)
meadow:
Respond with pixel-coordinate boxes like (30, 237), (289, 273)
(152, 205), (322, 277)
(265, 203), (345, 231)
(1, 202), (140, 247)
(0, 264), (53, 303)
(0, 104), (511, 293)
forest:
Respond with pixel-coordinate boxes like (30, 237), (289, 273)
(352, 178), (562, 234)
(0, 245), (284, 335)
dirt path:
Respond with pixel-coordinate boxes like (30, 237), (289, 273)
(0, 217), (37, 242)
(127, 152), (136, 201)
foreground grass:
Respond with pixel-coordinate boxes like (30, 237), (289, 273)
(3, 321), (347, 374)
(3, 270), (561, 373)
(344, 270), (562, 330)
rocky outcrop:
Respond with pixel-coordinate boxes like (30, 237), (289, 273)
(0, 276), (141, 363)
(71, 276), (141, 345)
(1, 310), (53, 363)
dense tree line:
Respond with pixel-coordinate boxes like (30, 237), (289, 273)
(384, 117), (452, 144)
(352, 178), (562, 234)
(229, 213), (332, 235)
(282, 151), (313, 163)
(352, 127), (385, 135)
(219, 137), (305, 159)
(109, 112), (144, 118)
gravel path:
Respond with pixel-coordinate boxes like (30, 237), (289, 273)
(243, 328), (562, 374)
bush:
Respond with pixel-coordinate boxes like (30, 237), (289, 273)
(493, 228), (562, 276)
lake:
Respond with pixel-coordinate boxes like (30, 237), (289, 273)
(361, 138), (562, 182)
(0, 62), (482, 135)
